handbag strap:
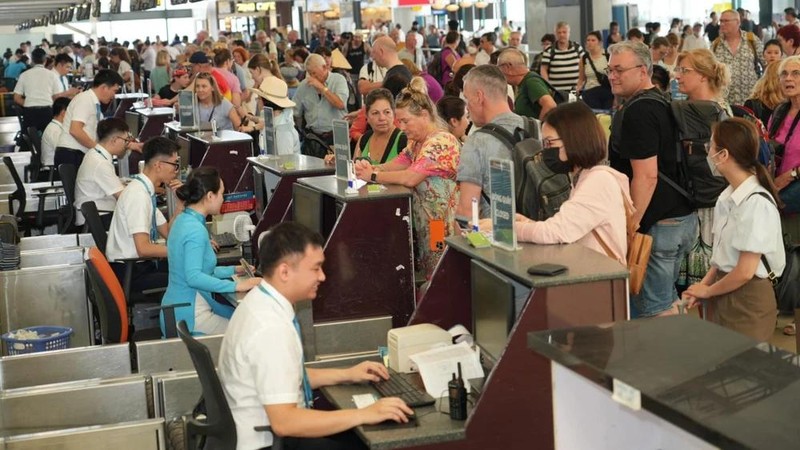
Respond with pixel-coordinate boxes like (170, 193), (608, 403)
(591, 186), (635, 261)
(746, 191), (779, 283)
(584, 53), (605, 81)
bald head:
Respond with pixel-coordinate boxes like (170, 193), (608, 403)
(373, 36), (398, 54)
(372, 36), (399, 68)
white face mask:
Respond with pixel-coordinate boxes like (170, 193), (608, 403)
(706, 149), (724, 177)
(467, 45), (478, 55)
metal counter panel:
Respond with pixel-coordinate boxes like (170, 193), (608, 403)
(153, 372), (201, 420)
(0, 419), (165, 450)
(0, 264), (91, 350)
(135, 334), (223, 374)
(0, 343), (131, 390)
(19, 247), (85, 268)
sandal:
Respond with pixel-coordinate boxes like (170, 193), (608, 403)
(783, 321), (796, 336)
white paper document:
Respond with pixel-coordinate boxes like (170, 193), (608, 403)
(408, 341), (483, 398)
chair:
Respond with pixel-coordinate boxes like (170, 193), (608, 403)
(2, 156), (61, 236)
(85, 246), (186, 343)
(177, 321), (282, 450)
(28, 126), (54, 183)
(17, 133), (37, 183)
(58, 164), (78, 233)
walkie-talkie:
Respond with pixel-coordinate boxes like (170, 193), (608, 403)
(448, 362), (467, 420)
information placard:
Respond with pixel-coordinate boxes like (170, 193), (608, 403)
(489, 158), (517, 251)
(333, 119), (350, 180)
(262, 107), (276, 156)
(178, 90), (196, 128)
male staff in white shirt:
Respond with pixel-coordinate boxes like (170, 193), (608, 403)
(74, 118), (133, 228)
(219, 222), (412, 450)
(40, 98), (70, 170)
(55, 70), (125, 168)
(13, 48), (79, 133)
(106, 136), (181, 294)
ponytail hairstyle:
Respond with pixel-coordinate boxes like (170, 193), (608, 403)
(711, 118), (784, 208)
(395, 77), (447, 129)
(175, 167), (222, 206)
(247, 53), (285, 81)
(676, 48), (730, 99)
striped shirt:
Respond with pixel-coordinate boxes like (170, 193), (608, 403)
(541, 42), (584, 91)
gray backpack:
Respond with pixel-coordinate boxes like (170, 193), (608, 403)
(476, 119), (572, 220)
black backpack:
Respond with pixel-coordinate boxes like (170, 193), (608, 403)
(524, 71), (569, 105)
(476, 118), (572, 220)
(612, 90), (728, 209)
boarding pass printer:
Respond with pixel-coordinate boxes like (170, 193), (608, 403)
(388, 324), (452, 373)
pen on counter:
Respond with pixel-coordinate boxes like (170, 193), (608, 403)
(471, 197), (479, 232)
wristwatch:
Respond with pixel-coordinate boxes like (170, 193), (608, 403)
(370, 172), (377, 182)
(792, 167), (799, 180)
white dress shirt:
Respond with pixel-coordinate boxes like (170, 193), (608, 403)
(13, 66), (62, 107)
(51, 69), (69, 95)
(106, 173), (166, 262)
(40, 119), (63, 166)
(74, 145), (124, 225)
(56, 88), (102, 152)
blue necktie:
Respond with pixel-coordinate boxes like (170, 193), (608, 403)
(133, 176), (158, 242)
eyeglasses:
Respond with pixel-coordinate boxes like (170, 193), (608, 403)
(719, 19), (739, 23)
(160, 159), (180, 171)
(542, 137), (562, 148)
(673, 66), (696, 75)
(604, 65), (643, 77)
(780, 70), (800, 79)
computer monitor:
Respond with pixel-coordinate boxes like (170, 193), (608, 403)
(176, 136), (190, 171)
(471, 260), (515, 365)
(292, 183), (323, 236)
(125, 111), (140, 139)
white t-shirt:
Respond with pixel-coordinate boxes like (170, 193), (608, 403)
(57, 88), (102, 153)
(218, 281), (304, 450)
(14, 66), (62, 107)
(682, 34), (709, 51)
(74, 145), (124, 226)
(118, 60), (133, 90)
(474, 49), (492, 66)
(51, 69), (69, 95)
(40, 119), (63, 166)
(142, 46), (157, 71)
(106, 173), (167, 262)
(358, 60), (387, 84)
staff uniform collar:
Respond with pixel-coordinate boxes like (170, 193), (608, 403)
(726, 175), (760, 206)
(259, 280), (295, 321)
(94, 144), (112, 160)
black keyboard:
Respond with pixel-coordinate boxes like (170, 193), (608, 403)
(212, 233), (239, 248)
(371, 369), (436, 408)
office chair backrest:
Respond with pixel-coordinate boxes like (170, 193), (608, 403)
(86, 246), (128, 343)
(2, 156), (25, 219)
(58, 164), (77, 233)
(177, 320), (237, 450)
(81, 201), (108, 254)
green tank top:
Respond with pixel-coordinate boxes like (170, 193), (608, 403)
(359, 128), (406, 165)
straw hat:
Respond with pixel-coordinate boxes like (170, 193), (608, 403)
(252, 77), (296, 109)
(330, 48), (352, 70)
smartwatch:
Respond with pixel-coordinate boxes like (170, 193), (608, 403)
(370, 172), (377, 182)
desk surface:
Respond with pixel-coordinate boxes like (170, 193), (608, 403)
(135, 107), (175, 117)
(164, 121), (200, 133)
(115, 93), (149, 99)
(297, 175), (412, 202)
(188, 130), (253, 144)
(445, 235), (628, 288)
(528, 315), (800, 450)
(247, 155), (333, 176)
(322, 383), (466, 450)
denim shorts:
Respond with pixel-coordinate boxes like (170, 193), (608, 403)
(630, 212), (698, 318)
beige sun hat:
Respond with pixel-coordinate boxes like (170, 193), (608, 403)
(252, 76), (296, 109)
(330, 48), (352, 70)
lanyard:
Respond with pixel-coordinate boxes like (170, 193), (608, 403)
(133, 175), (158, 242)
(257, 284), (314, 408)
(94, 147), (108, 160)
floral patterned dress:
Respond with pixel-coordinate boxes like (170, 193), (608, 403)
(395, 131), (461, 278)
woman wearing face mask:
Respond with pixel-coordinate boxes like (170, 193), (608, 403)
(504, 102), (632, 264)
(452, 37), (479, 75)
(682, 118), (785, 342)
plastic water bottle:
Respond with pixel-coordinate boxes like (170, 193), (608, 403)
(670, 78), (687, 101)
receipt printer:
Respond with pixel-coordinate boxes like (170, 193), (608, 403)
(388, 323), (452, 373)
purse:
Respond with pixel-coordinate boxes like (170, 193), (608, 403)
(592, 188), (652, 295)
(584, 53), (610, 89)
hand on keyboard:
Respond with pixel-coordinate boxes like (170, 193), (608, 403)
(347, 361), (390, 383)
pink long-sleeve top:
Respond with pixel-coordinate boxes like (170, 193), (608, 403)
(514, 165), (632, 264)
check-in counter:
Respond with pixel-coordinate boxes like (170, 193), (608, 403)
(134, 334), (223, 375)
(18, 233), (95, 252)
(113, 93), (148, 119)
(285, 175), (413, 360)
(384, 236), (629, 450)
(0, 262), (91, 351)
(0, 343), (131, 390)
(136, 107), (174, 141)
(247, 155), (333, 256)
(188, 130), (254, 193)
(529, 316), (800, 450)
(0, 419), (165, 450)
(19, 246), (84, 268)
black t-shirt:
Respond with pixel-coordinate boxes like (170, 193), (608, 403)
(609, 88), (693, 232)
(705, 23), (720, 42)
(158, 85), (179, 100)
(346, 42), (366, 75)
(382, 64), (413, 98)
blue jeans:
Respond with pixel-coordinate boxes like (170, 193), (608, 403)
(780, 180), (800, 214)
(631, 212), (698, 318)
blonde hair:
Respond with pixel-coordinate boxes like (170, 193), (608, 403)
(396, 77), (446, 129)
(156, 49), (170, 68)
(676, 49), (730, 97)
(193, 72), (223, 106)
(749, 62), (785, 110)
(400, 58), (421, 76)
